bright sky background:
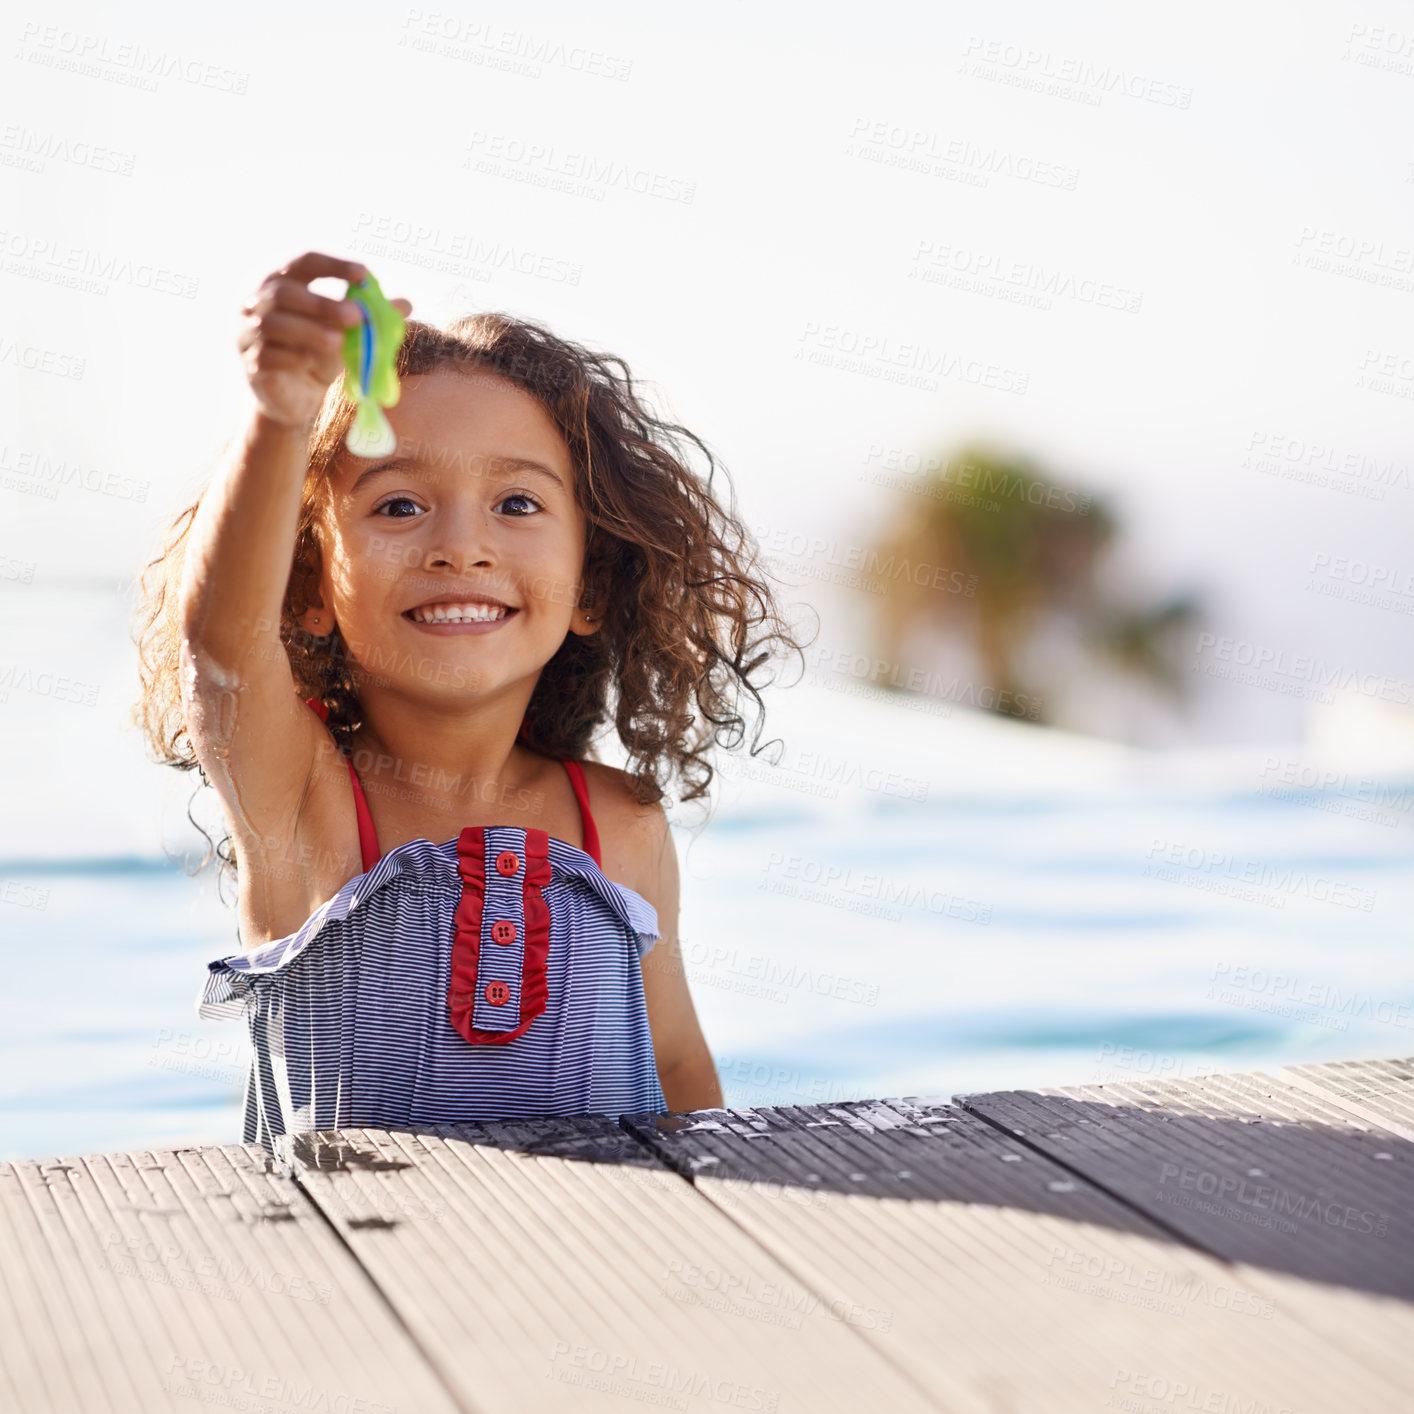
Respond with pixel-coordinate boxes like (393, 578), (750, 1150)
(4, 0), (1412, 747)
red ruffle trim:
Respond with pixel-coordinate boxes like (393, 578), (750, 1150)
(446, 826), (551, 1045)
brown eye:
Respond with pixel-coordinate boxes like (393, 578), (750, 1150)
(374, 496), (421, 518)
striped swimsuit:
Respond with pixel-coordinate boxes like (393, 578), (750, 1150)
(198, 699), (667, 1151)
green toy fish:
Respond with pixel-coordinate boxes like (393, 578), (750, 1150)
(340, 271), (407, 458)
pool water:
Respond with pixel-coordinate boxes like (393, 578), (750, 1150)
(4, 668), (1410, 1163)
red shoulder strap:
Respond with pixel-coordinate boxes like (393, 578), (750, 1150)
(304, 698), (381, 874)
(350, 771), (381, 874)
(560, 758), (602, 868)
(306, 698), (593, 871)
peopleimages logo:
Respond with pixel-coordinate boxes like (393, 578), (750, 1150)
(16, 23), (250, 94)
(1157, 1162), (1389, 1237)
(754, 524), (979, 597)
(1191, 632), (1414, 706)
(1143, 838), (1377, 913)
(958, 36), (1193, 109)
(862, 445), (1095, 512)
(1209, 962), (1414, 1031)
(845, 116), (1081, 191)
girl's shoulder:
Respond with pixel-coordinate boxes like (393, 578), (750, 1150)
(576, 761), (671, 902)
(577, 760), (668, 828)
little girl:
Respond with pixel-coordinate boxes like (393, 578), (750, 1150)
(134, 250), (804, 1152)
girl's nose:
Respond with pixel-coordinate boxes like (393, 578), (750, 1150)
(424, 508), (498, 570)
(425, 549), (493, 573)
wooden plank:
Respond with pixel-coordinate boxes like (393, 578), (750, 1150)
(0, 1144), (466, 1414)
(8, 1063), (1412, 1414)
(1277, 1054), (1414, 1141)
(958, 1063), (1414, 1393)
(276, 1116), (940, 1414)
(956, 1067), (1413, 1295)
(622, 1099), (1407, 1414)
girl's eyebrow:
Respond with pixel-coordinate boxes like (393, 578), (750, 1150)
(347, 454), (565, 497)
(347, 457), (417, 498)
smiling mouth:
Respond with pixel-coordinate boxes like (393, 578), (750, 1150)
(403, 602), (517, 624)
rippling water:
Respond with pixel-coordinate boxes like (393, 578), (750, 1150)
(4, 584), (1412, 1160)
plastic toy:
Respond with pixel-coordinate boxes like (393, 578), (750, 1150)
(340, 272), (407, 458)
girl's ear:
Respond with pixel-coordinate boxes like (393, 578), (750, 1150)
(296, 601), (332, 636)
(569, 578), (603, 637)
(290, 550), (333, 637)
(569, 605), (602, 637)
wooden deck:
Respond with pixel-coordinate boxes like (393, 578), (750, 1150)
(3, 1054), (1412, 1413)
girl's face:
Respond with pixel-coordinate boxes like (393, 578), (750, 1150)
(302, 366), (598, 708)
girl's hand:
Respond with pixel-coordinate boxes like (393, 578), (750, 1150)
(236, 251), (414, 429)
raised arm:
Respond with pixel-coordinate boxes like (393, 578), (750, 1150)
(178, 252), (410, 899)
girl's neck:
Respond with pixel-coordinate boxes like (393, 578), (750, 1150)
(346, 697), (540, 809)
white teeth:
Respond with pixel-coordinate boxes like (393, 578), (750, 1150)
(409, 602), (508, 623)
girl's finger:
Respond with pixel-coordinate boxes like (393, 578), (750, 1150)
(253, 278), (365, 331)
(245, 343), (319, 373)
(241, 309), (347, 356)
(271, 250), (368, 288)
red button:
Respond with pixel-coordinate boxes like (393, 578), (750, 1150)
(495, 850), (520, 876)
(491, 919), (517, 945)
(484, 980), (510, 1006)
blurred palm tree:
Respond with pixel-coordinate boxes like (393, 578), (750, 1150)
(870, 442), (1202, 724)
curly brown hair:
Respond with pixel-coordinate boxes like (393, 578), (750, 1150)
(130, 312), (812, 888)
